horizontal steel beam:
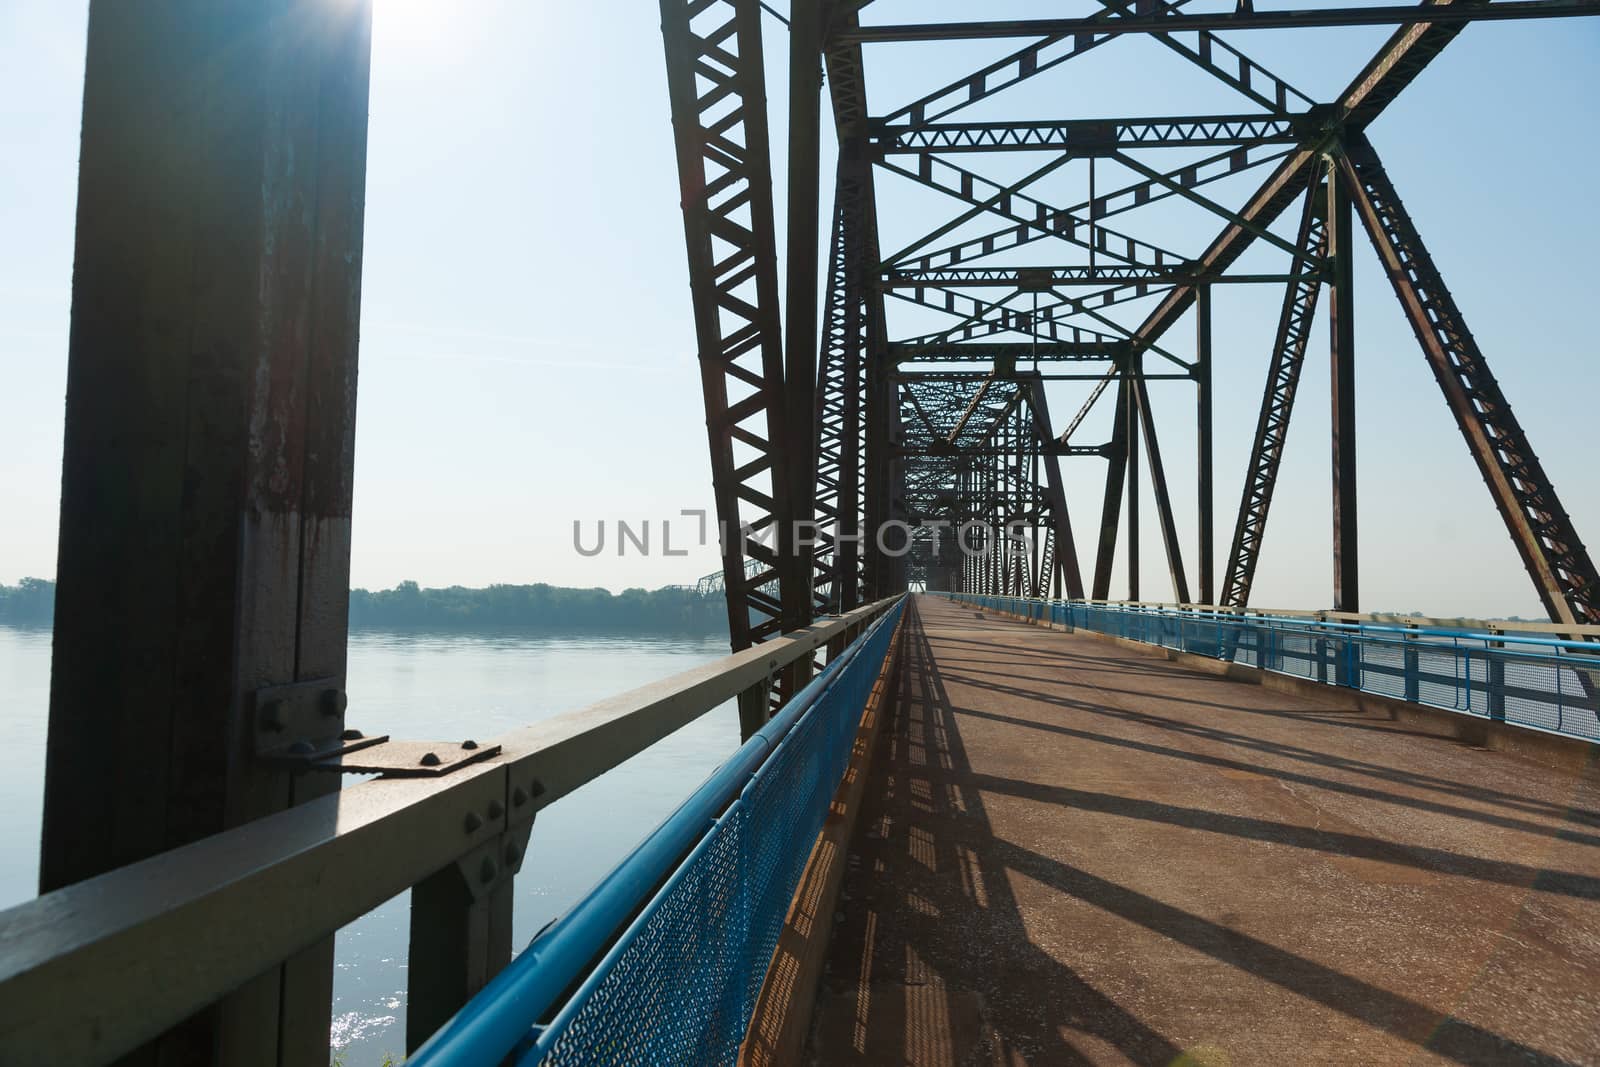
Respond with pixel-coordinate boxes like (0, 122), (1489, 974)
(901, 371), (1193, 382)
(841, 1), (1600, 41)
(874, 115), (1308, 154)
(891, 340), (1126, 363)
(882, 267), (1323, 288)
(0, 597), (900, 1067)
(896, 443), (1110, 457)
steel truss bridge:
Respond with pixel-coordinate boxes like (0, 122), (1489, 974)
(2, 3), (1600, 1066)
(666, 0), (1600, 679)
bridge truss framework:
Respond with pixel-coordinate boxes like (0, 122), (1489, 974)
(658, 0), (1600, 709)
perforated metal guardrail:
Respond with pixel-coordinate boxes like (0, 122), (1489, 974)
(951, 594), (1600, 744)
(411, 597), (905, 1067)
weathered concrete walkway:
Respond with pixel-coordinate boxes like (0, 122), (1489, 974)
(806, 595), (1600, 1066)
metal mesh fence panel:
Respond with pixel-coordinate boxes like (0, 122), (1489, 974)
(958, 595), (1600, 745)
(531, 603), (901, 1067)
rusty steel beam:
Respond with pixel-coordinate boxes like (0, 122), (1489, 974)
(1126, 361), (1142, 602)
(1196, 284), (1215, 605)
(877, 0), (1200, 126)
(1133, 372), (1192, 604)
(843, 3), (1600, 41)
(1328, 157), (1360, 613)
(1121, 0), (1487, 375)
(785, 0), (824, 632)
(878, 153), (1190, 271)
(1024, 381), (1087, 598)
(824, 7), (899, 602)
(813, 166), (867, 614)
(875, 114), (1305, 154)
(1220, 183), (1328, 608)
(661, 0), (806, 727)
(1338, 134), (1600, 625)
(1092, 372), (1133, 600)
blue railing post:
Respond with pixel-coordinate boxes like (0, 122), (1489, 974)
(1487, 632), (1507, 722)
(1403, 628), (1420, 703)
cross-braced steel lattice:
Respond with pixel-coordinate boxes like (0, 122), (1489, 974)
(659, 0), (1600, 734)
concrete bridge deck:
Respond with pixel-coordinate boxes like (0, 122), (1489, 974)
(805, 595), (1600, 1066)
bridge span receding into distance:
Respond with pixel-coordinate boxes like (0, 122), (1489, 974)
(804, 595), (1600, 1066)
(3, 1), (1600, 1065)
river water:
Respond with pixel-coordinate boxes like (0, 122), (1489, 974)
(0, 625), (740, 1066)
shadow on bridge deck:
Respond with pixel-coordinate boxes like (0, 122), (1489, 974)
(804, 595), (1600, 1066)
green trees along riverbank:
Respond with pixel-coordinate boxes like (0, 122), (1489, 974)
(0, 579), (726, 635)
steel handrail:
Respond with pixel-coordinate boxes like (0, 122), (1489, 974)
(0, 595), (902, 1067)
(409, 596), (904, 1066)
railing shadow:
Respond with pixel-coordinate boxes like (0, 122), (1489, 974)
(942, 608), (1600, 828)
(813, 598), (1184, 1065)
(815, 595), (1583, 1066)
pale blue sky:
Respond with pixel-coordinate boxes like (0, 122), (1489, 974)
(0, 2), (1595, 617)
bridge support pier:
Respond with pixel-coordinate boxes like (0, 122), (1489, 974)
(39, 3), (373, 1063)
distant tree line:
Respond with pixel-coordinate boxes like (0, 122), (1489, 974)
(0, 578), (53, 625)
(1, 579), (727, 635)
(348, 581), (727, 634)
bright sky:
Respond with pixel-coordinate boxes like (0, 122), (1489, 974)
(0, 2), (1595, 617)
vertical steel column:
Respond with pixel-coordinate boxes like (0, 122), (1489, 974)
(1127, 359), (1142, 603)
(1133, 374), (1192, 605)
(1196, 285), (1216, 605)
(866, 352), (893, 598)
(1327, 154), (1360, 613)
(1091, 371), (1132, 600)
(781, 0), (823, 698)
(40, 4), (373, 1063)
(837, 262), (864, 610)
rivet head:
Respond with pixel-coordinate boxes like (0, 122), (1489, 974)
(461, 739), (479, 750)
(340, 728), (363, 741)
(479, 856), (498, 884)
(464, 811), (483, 834)
(505, 841), (522, 865)
(530, 780), (546, 798)
(420, 752), (442, 767)
(487, 799), (505, 820)
(320, 689), (347, 717)
(511, 787), (528, 808)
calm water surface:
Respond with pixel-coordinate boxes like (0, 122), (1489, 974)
(0, 625), (740, 1066)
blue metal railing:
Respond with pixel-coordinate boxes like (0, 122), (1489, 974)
(411, 597), (905, 1067)
(947, 594), (1600, 744)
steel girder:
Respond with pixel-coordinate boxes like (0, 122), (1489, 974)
(894, 143), (1295, 276)
(1219, 181), (1328, 608)
(1338, 135), (1600, 625)
(812, 159), (870, 614)
(875, 115), (1307, 155)
(844, 3), (1600, 42)
(660, 0), (812, 737)
(891, 340), (1125, 363)
(821, 6), (897, 604)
